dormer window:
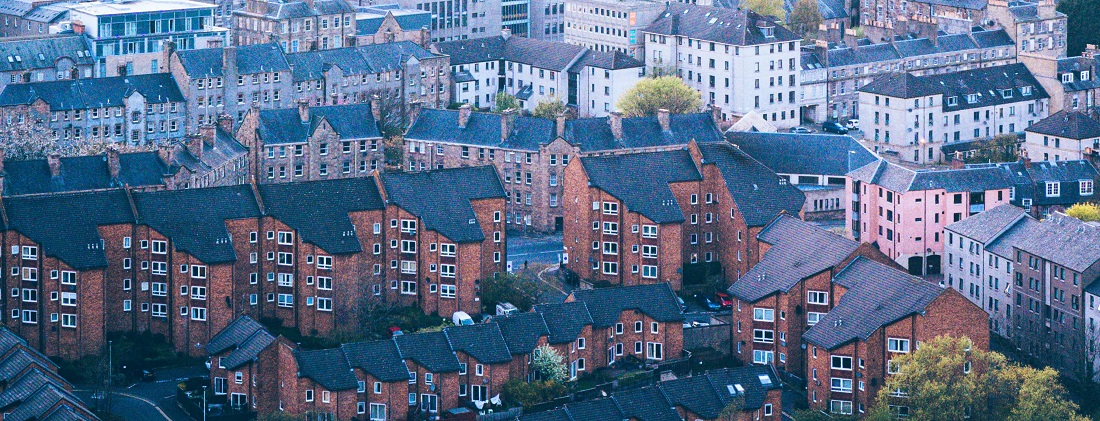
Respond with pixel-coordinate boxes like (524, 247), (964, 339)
(966, 94), (979, 104)
(1021, 86), (1032, 96)
(1082, 71), (1091, 81)
(946, 96), (958, 106)
(1062, 73), (1073, 83)
(1000, 89), (1012, 99)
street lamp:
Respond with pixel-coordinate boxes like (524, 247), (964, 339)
(202, 385), (207, 421)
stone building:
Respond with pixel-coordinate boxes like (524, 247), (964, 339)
(563, 0), (665, 57)
(1024, 110), (1100, 161)
(233, 0), (358, 53)
(0, 35), (95, 94)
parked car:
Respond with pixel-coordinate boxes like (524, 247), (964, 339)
(388, 326), (404, 337)
(845, 119), (860, 130)
(822, 121), (849, 134)
(789, 126), (813, 134)
(452, 311), (475, 326)
(495, 302), (518, 316)
(714, 292), (734, 309)
(698, 295), (721, 311)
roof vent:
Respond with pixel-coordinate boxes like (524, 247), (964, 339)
(468, 218), (477, 224)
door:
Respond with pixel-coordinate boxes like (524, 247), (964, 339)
(907, 256), (924, 276)
(421, 394), (438, 412)
(926, 255), (941, 275)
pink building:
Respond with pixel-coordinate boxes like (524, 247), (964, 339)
(846, 160), (1012, 276)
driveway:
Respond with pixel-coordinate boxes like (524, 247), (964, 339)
(77, 365), (207, 421)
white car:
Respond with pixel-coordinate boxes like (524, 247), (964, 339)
(846, 119), (860, 130)
(452, 311), (475, 326)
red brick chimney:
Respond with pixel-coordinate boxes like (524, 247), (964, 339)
(370, 95), (382, 122)
(458, 104), (472, 128)
(47, 153), (61, 177)
(608, 112), (623, 139)
(657, 109), (670, 132)
(199, 124), (216, 146)
(71, 20), (85, 34)
(217, 113), (234, 134)
(157, 143), (175, 165)
(186, 134), (204, 160)
(556, 112), (566, 138)
(106, 145), (120, 180)
(500, 109), (517, 140)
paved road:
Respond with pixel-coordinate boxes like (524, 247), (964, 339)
(507, 233), (563, 266)
(77, 365), (207, 421)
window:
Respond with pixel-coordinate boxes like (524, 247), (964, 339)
(831, 378), (853, 393)
(807, 291), (828, 305)
(317, 255), (333, 269)
(602, 202), (618, 215)
(440, 284), (456, 298)
(752, 350), (773, 364)
(646, 342), (663, 360)
(401, 220), (417, 234)
(641, 225), (657, 238)
(277, 231), (293, 245)
(61, 313), (76, 328)
(1081, 180), (1094, 196)
(317, 297), (333, 311)
(191, 265), (207, 278)
(753, 308), (774, 322)
(369, 403), (386, 421)
(753, 329), (774, 343)
(830, 400), (853, 415)
(191, 307), (207, 321)
(888, 338), (910, 353)
(20, 246), (36, 260)
(1046, 182), (1060, 197)
(401, 281), (417, 295)
(440, 264), (456, 278)
(60, 271), (76, 285)
(277, 294), (293, 307)
(440, 243), (456, 257)
(831, 355), (853, 370)
(807, 312), (825, 326)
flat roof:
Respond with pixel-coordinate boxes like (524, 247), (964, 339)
(68, 0), (216, 16)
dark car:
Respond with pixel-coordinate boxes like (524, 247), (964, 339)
(698, 295), (721, 311)
(822, 121), (849, 134)
(714, 292), (733, 309)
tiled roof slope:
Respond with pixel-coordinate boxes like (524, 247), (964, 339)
(0, 73), (184, 111)
(727, 132), (876, 176)
(532, 301), (593, 344)
(3, 152), (168, 196)
(579, 149), (702, 224)
(341, 340), (410, 383)
(945, 204), (1027, 243)
(643, 3), (800, 46)
(256, 103), (382, 145)
(394, 331), (462, 373)
(206, 316), (267, 355)
(0, 35), (93, 73)
(563, 113), (723, 151)
(175, 43), (291, 77)
(436, 34), (587, 71)
(493, 312), (550, 355)
(1011, 213), (1100, 273)
(803, 257), (944, 350)
(698, 142), (805, 226)
(132, 185), (262, 264)
(998, 160), (1099, 207)
(730, 215), (859, 302)
(404, 108), (555, 150)
(444, 323), (513, 364)
(295, 348), (359, 391)
(859, 64), (1049, 112)
(1026, 110), (1100, 140)
(848, 159), (1013, 193)
(570, 283), (684, 327)
(380, 166), (507, 243)
(257, 177), (385, 255)
(611, 386), (681, 421)
(3, 190), (135, 270)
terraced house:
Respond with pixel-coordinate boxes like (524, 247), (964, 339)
(0, 328), (97, 420)
(0, 166), (505, 359)
(233, 0), (358, 53)
(563, 141), (804, 289)
(204, 283), (683, 420)
(403, 106), (723, 233)
(0, 35), (95, 94)
(0, 73), (186, 145)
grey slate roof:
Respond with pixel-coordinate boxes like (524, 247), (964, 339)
(0, 35), (93, 73)
(394, 331), (461, 373)
(858, 72), (935, 99)
(132, 185), (262, 264)
(295, 348), (359, 391)
(803, 257), (944, 350)
(859, 64), (1049, 113)
(1026, 110), (1100, 140)
(848, 159), (1014, 193)
(573, 50), (644, 70)
(1010, 213), (1100, 273)
(0, 329), (51, 368)
(222, 330), (276, 370)
(985, 216), (1043, 258)
(701, 365), (781, 410)
(341, 340), (410, 383)
(946, 204), (1027, 243)
(579, 149), (703, 224)
(564, 113), (723, 151)
(997, 160), (1100, 208)
(643, 3), (800, 46)
(236, 0), (355, 19)
(611, 386), (681, 421)
(559, 398), (622, 421)
(356, 9), (432, 35)
(444, 323), (513, 364)
(206, 316), (268, 355)
(532, 301), (593, 344)
(3, 190), (135, 270)
(809, 29), (1014, 68)
(912, 0), (986, 9)
(0, 73), (184, 111)
(175, 44), (291, 78)
(571, 283), (684, 327)
(170, 128), (249, 174)
(698, 142), (806, 226)
(4, 383), (92, 421)
(0, 349), (54, 384)
(0, 369), (70, 413)
(380, 166), (506, 243)
(405, 108), (555, 151)
(730, 215), (858, 302)
(257, 103), (382, 145)
(436, 34), (587, 71)
(493, 312), (549, 355)
(2, 152), (168, 197)
(727, 132), (876, 176)
(258, 177), (385, 255)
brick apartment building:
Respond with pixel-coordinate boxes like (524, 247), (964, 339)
(0, 328), (97, 420)
(0, 166), (505, 360)
(563, 141), (805, 289)
(205, 283), (684, 420)
(235, 101), (385, 183)
(403, 106), (724, 233)
(802, 257), (989, 416)
(727, 215), (899, 380)
(233, 0), (358, 53)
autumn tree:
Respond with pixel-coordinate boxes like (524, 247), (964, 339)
(532, 95), (567, 119)
(788, 0), (822, 40)
(743, 0), (785, 20)
(867, 336), (1088, 421)
(532, 344), (569, 383)
(492, 92), (520, 113)
(1066, 203), (1100, 222)
(617, 76), (702, 117)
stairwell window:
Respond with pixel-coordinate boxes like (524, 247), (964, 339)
(888, 338), (911, 353)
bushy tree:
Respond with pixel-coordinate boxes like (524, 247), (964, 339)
(493, 92), (520, 113)
(501, 379), (568, 408)
(1066, 203), (1100, 222)
(743, 0), (785, 20)
(532, 344), (568, 383)
(532, 95), (567, 119)
(480, 272), (545, 313)
(788, 0), (822, 40)
(617, 76), (702, 117)
(1057, 0), (1100, 56)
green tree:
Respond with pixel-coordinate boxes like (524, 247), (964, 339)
(479, 272), (545, 313)
(493, 92), (520, 113)
(961, 134), (1020, 164)
(1057, 0), (1100, 56)
(788, 0), (822, 40)
(532, 95), (567, 119)
(1066, 203), (1100, 222)
(501, 379), (568, 408)
(617, 76), (702, 117)
(868, 336), (1087, 421)
(532, 344), (569, 383)
(743, 0), (785, 20)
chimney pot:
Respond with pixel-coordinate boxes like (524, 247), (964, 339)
(608, 112), (624, 139)
(47, 153), (61, 177)
(298, 99), (310, 123)
(106, 145), (120, 180)
(657, 109), (671, 132)
(157, 144), (175, 165)
(199, 125), (216, 146)
(187, 134), (204, 160)
(458, 104), (473, 128)
(217, 113), (234, 134)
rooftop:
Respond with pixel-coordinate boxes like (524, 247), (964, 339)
(642, 3), (800, 46)
(1026, 110), (1100, 140)
(68, 0), (217, 15)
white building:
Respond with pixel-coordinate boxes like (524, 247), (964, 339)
(858, 63), (1049, 164)
(563, 0), (666, 57)
(1023, 110), (1100, 162)
(639, 3), (802, 128)
(437, 29), (644, 117)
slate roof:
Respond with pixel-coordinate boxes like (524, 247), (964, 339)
(295, 348), (359, 391)
(341, 340), (410, 383)
(0, 349), (54, 384)
(803, 257), (944, 350)
(436, 34), (587, 71)
(132, 185), (261, 264)
(3, 190), (134, 269)
(698, 142), (806, 226)
(945, 204), (1027, 243)
(859, 64), (1049, 112)
(257, 103), (382, 145)
(380, 166), (506, 243)
(809, 29), (1014, 68)
(780, 0), (847, 20)
(493, 312), (549, 355)
(532, 301), (593, 344)
(579, 149), (702, 224)
(236, 0), (355, 19)
(0, 369), (70, 412)
(0, 329), (49, 366)
(175, 44), (291, 78)
(643, 3), (800, 46)
(444, 323), (513, 364)
(1026, 110), (1100, 140)
(1010, 212), (1100, 273)
(0, 35), (93, 73)
(394, 331), (461, 373)
(559, 398), (622, 421)
(2, 152), (168, 197)
(258, 177), (385, 255)
(571, 283), (684, 327)
(355, 9), (432, 35)
(170, 128), (249, 174)
(985, 216), (1043, 258)
(702, 365), (781, 410)
(4, 383), (92, 421)
(848, 159), (1014, 193)
(727, 132), (877, 176)
(563, 113), (723, 151)
(573, 50), (644, 70)
(912, 0), (986, 9)
(222, 330), (276, 370)
(730, 215), (859, 302)
(206, 316), (268, 355)
(404, 108), (555, 151)
(611, 386), (681, 421)
(1056, 56), (1100, 93)
(997, 160), (1100, 207)
(0, 73), (184, 111)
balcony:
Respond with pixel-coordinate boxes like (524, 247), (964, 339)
(970, 204), (985, 214)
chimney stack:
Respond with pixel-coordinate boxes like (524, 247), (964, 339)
(608, 112), (624, 139)
(199, 125), (217, 147)
(0, 148), (6, 175)
(458, 104), (472, 128)
(71, 20), (85, 34)
(1084, 44), (1099, 59)
(501, 27), (512, 40)
(370, 95), (382, 122)
(408, 100), (423, 124)
(223, 44), (237, 75)
(47, 153), (61, 177)
(657, 109), (670, 132)
(157, 143), (175, 165)
(710, 105), (722, 126)
(106, 145), (120, 180)
(217, 113), (234, 134)
(556, 112), (566, 138)
(298, 99), (310, 123)
(186, 134), (204, 160)
(500, 109), (517, 140)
